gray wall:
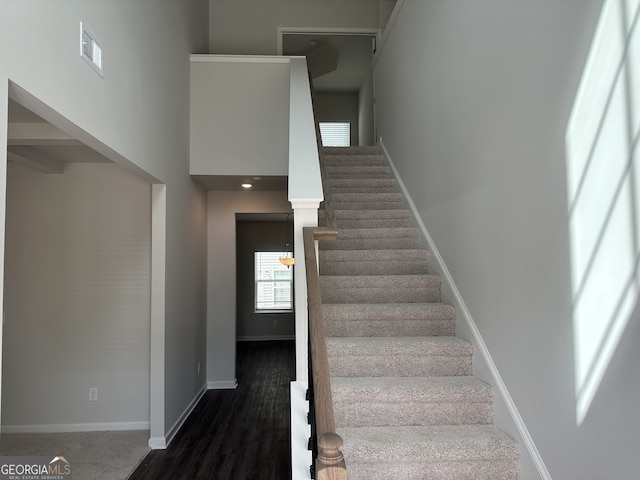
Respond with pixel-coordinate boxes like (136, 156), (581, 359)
(358, 74), (375, 146)
(207, 191), (292, 387)
(375, 0), (640, 478)
(0, 0), (209, 444)
(3, 163), (150, 430)
(236, 220), (295, 340)
(315, 92), (359, 146)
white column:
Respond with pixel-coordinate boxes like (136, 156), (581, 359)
(291, 202), (320, 381)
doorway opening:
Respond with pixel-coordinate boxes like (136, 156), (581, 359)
(280, 30), (378, 146)
(1, 90), (159, 456)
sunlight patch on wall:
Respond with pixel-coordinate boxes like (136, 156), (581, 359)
(566, 0), (640, 425)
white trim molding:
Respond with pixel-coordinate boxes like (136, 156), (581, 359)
(190, 54), (291, 64)
(2, 421), (150, 434)
(207, 379), (238, 390)
(163, 384), (208, 449)
(277, 27), (382, 56)
(379, 137), (552, 480)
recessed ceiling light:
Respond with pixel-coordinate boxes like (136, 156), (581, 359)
(241, 183), (253, 189)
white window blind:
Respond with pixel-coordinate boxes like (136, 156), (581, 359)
(319, 122), (351, 147)
(255, 252), (293, 311)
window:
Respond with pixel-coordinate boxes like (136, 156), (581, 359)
(255, 252), (293, 311)
(319, 122), (351, 147)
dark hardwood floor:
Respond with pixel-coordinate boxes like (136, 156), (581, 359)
(129, 340), (295, 480)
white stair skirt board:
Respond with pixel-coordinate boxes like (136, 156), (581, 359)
(207, 379), (238, 390)
(1, 421), (150, 434)
(379, 137), (551, 480)
(290, 381), (312, 480)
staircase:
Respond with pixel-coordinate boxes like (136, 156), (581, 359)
(318, 146), (519, 480)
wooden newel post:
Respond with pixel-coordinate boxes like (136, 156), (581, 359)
(316, 432), (347, 480)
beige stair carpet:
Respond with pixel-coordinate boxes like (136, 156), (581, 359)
(318, 145), (519, 480)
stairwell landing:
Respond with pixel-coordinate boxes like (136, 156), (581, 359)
(318, 146), (519, 480)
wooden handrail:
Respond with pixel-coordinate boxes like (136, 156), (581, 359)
(304, 226), (346, 480)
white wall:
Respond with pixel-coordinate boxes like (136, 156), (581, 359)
(3, 163), (150, 431)
(375, 1), (640, 478)
(207, 191), (292, 387)
(209, 0), (381, 55)
(0, 0), (209, 444)
(190, 57), (291, 176)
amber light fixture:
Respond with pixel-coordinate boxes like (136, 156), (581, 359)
(279, 214), (295, 268)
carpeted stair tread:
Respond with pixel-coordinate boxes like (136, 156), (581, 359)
(324, 154), (386, 167)
(332, 376), (493, 427)
(337, 424), (519, 480)
(320, 249), (429, 275)
(327, 336), (473, 377)
(320, 274), (440, 303)
(323, 303), (455, 337)
(324, 146), (380, 156)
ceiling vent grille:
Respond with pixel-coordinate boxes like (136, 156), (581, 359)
(80, 22), (103, 76)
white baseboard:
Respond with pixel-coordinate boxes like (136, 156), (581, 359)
(379, 137), (551, 480)
(237, 335), (295, 341)
(207, 379), (238, 390)
(2, 421), (149, 434)
(148, 436), (166, 449)
(163, 383), (208, 448)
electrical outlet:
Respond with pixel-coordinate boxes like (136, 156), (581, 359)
(89, 387), (98, 402)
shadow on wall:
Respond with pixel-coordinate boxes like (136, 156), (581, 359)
(565, 0), (640, 425)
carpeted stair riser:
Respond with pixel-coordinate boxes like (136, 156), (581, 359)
(338, 424), (519, 480)
(331, 200), (405, 211)
(320, 274), (440, 304)
(327, 337), (473, 377)
(326, 166), (391, 179)
(319, 209), (413, 229)
(321, 228), (420, 251)
(327, 178), (399, 193)
(331, 192), (403, 204)
(323, 303), (456, 337)
(324, 154), (386, 167)
(320, 249), (429, 276)
(332, 376), (493, 427)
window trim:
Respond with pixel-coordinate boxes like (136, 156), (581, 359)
(254, 251), (294, 313)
